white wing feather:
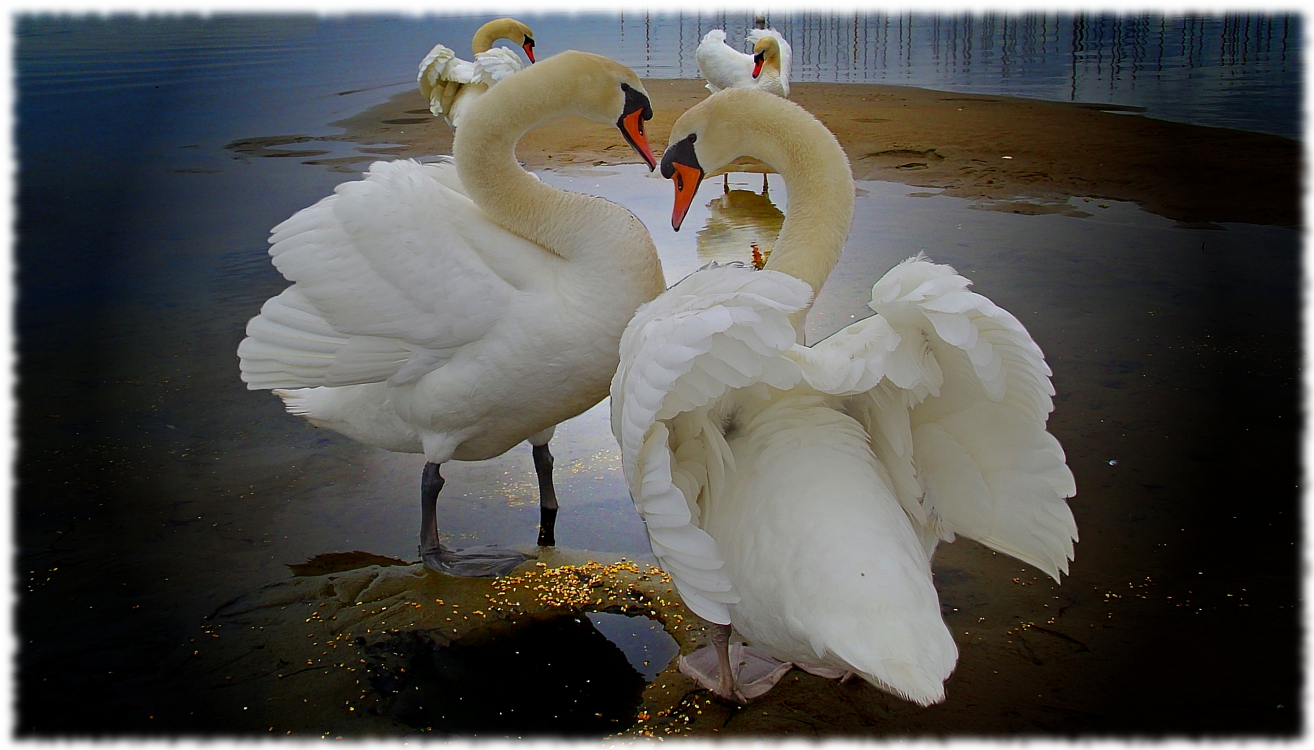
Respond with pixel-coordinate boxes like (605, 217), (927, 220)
(418, 44), (524, 127)
(612, 265), (813, 624)
(474, 47), (525, 83)
(238, 159), (535, 390)
(613, 259), (1074, 705)
(792, 255), (1078, 580)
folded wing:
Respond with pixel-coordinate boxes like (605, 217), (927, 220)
(238, 160), (530, 391)
(611, 265), (813, 623)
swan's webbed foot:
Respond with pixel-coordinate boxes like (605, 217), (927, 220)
(420, 543), (528, 578)
(677, 626), (791, 704)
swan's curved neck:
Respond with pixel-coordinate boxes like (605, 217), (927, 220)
(750, 108), (854, 300)
(471, 20), (518, 54)
(453, 60), (651, 270)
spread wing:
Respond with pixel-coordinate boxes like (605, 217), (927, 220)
(238, 159), (541, 390)
(417, 43), (480, 118)
(788, 255), (1078, 580)
(473, 47), (525, 83)
(611, 265), (814, 623)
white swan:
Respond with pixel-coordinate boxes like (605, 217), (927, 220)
(417, 18), (537, 128)
(239, 52), (666, 577)
(696, 28), (792, 98)
(612, 89), (1077, 704)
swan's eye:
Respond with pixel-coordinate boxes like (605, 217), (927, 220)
(687, 133), (696, 144)
(621, 82), (631, 92)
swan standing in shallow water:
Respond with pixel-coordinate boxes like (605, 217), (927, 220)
(696, 28), (792, 98)
(239, 52), (666, 577)
(418, 18), (536, 128)
(612, 89), (1077, 703)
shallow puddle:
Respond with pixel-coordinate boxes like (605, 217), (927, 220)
(362, 614), (650, 736)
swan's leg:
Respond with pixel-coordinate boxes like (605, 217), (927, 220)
(419, 462), (528, 577)
(532, 444), (558, 546)
(528, 426), (559, 547)
(710, 623), (744, 703)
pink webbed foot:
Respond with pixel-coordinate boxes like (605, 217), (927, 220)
(678, 642), (793, 703)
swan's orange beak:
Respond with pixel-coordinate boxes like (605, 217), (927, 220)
(617, 84), (656, 170)
(660, 134), (704, 232)
(752, 52), (765, 79)
(669, 162), (704, 231)
(620, 110), (656, 170)
(523, 38), (536, 63)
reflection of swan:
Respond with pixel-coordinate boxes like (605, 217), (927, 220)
(239, 52), (665, 577)
(694, 180), (784, 265)
(418, 18), (537, 128)
(616, 89), (1077, 704)
(696, 28), (792, 97)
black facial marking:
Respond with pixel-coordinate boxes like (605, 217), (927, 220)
(660, 133), (701, 179)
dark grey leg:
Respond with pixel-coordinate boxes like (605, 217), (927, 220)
(533, 443), (559, 547)
(419, 461), (528, 577)
(419, 461), (445, 560)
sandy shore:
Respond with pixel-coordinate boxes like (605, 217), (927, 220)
(312, 78), (1300, 228)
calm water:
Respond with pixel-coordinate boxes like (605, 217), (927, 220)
(14, 13), (1301, 736)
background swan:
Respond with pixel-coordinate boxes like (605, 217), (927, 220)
(418, 18), (536, 128)
(612, 89), (1077, 703)
(239, 52), (665, 577)
(696, 28), (792, 98)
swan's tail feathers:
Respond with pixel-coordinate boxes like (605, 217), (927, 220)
(272, 387), (313, 416)
(862, 256), (1076, 580)
(611, 265), (813, 624)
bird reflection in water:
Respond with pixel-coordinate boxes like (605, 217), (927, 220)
(695, 172), (784, 267)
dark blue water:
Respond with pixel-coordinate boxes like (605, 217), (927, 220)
(13, 12), (1302, 736)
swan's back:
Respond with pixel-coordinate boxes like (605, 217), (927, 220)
(696, 30), (753, 92)
(707, 391), (958, 706)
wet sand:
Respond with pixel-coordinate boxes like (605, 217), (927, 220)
(177, 81), (1303, 738)
(318, 78), (1300, 228)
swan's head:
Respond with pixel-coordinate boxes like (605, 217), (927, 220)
(751, 36), (781, 78)
(549, 51), (656, 170)
(477, 18), (536, 63)
(661, 89), (771, 230)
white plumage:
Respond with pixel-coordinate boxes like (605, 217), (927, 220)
(696, 28), (792, 97)
(618, 88), (1077, 704)
(240, 52), (665, 576)
(417, 18), (536, 128)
